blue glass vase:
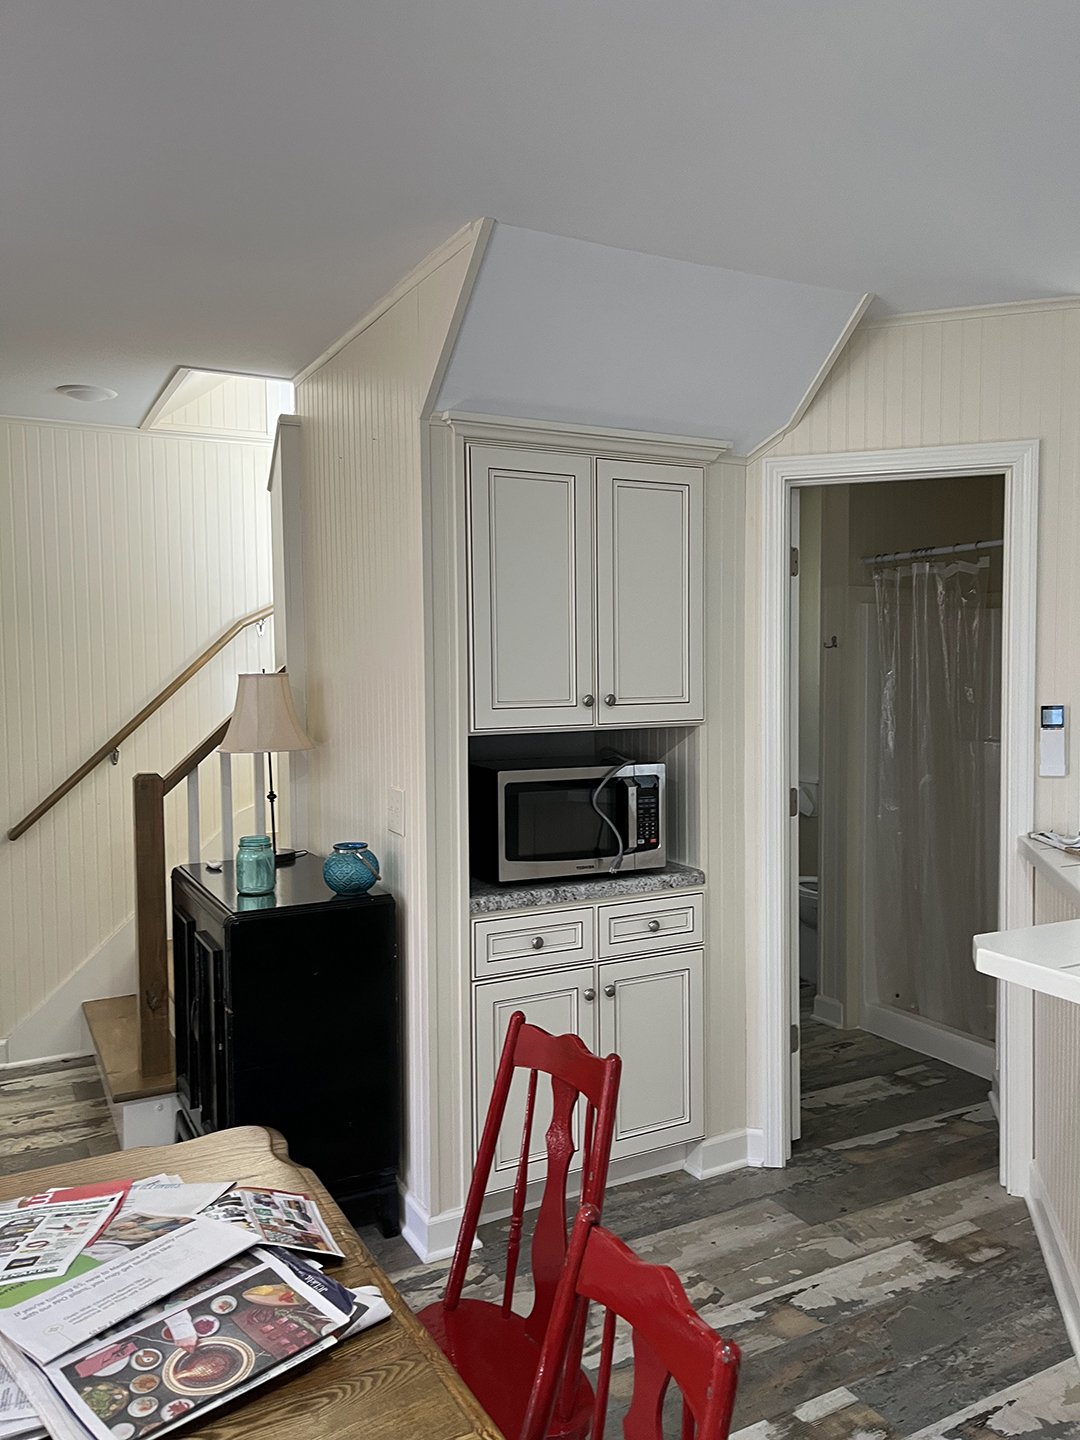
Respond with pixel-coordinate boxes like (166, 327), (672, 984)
(236, 835), (275, 895)
(323, 842), (380, 895)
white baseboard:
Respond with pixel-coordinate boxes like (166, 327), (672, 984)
(0, 1050), (90, 1070)
(3, 919), (136, 1064)
(1027, 1162), (1080, 1362)
(401, 1192), (475, 1264)
(862, 1001), (995, 1080)
(683, 1128), (766, 1178)
(812, 993), (846, 1029)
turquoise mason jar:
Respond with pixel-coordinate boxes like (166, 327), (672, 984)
(323, 842), (380, 895)
(236, 835), (275, 895)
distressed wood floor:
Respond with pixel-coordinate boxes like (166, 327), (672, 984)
(2, 1023), (1077, 1438)
(362, 994), (1080, 1439)
(0, 1055), (119, 1175)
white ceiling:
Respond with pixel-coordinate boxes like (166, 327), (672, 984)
(4, 1), (1080, 427)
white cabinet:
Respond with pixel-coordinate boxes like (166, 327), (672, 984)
(471, 895), (705, 1186)
(597, 892), (703, 959)
(598, 949), (703, 1158)
(472, 965), (596, 1186)
(468, 446), (595, 730)
(595, 460), (704, 726)
(472, 906), (595, 980)
(467, 445), (704, 731)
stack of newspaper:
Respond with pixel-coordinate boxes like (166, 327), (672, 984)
(0, 1175), (389, 1439)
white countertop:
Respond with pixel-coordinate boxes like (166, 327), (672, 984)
(972, 836), (1080, 1004)
(975, 910), (1080, 1008)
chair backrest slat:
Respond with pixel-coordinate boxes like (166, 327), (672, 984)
(521, 1204), (742, 1440)
(442, 1013), (621, 1334)
(503, 1067), (538, 1317)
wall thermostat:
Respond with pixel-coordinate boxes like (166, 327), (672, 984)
(1040, 705), (1067, 777)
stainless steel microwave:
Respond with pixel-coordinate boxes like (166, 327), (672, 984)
(469, 761), (666, 884)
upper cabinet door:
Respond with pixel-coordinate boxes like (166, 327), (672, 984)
(595, 460), (704, 726)
(468, 446), (595, 731)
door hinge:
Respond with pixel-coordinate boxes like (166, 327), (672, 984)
(790, 545), (800, 577)
(790, 787), (799, 817)
(790, 1023), (800, 1054)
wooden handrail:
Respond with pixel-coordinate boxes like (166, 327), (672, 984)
(163, 719), (231, 794)
(7, 604), (272, 840)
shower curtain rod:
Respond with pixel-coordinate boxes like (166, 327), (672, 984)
(860, 538), (1003, 566)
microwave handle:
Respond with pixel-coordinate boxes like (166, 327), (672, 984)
(625, 780), (638, 851)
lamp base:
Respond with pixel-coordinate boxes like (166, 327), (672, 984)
(274, 848), (299, 866)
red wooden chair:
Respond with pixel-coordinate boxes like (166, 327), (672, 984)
(520, 1203), (742, 1440)
(419, 1011), (621, 1440)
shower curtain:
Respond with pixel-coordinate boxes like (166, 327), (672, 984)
(872, 558), (998, 1041)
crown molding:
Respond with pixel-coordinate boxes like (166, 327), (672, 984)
(863, 293), (1080, 328)
(432, 411), (732, 464)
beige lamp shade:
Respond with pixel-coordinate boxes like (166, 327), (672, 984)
(220, 672), (314, 754)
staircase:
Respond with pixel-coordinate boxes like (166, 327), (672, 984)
(6, 606), (273, 1147)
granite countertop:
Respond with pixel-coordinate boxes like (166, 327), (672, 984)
(469, 861), (706, 915)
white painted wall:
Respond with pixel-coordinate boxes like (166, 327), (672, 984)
(0, 417), (274, 1059)
(292, 228), (481, 1246)
(436, 224), (867, 454)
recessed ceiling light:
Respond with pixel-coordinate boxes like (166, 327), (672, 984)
(56, 384), (118, 402)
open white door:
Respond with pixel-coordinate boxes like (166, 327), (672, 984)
(788, 490), (802, 1144)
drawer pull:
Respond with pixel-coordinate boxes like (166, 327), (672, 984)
(531, 936), (545, 950)
(647, 919), (661, 933)
(583, 988), (596, 1001)
(604, 983), (616, 997)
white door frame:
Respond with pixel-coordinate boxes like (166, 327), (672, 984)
(758, 442), (1039, 1192)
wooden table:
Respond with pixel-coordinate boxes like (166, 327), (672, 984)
(0, 1127), (503, 1440)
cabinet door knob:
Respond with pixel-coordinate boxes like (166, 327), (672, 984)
(530, 936), (545, 950)
(583, 988), (596, 1001)
(604, 694), (617, 707)
(583, 694), (595, 707)
(604, 983), (616, 997)
(647, 919), (661, 932)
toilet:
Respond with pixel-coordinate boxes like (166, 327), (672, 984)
(798, 876), (819, 984)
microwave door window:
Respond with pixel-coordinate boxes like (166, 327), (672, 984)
(505, 782), (622, 862)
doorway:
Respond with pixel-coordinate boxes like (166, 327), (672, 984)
(757, 441), (1039, 1179)
(793, 475), (1003, 1148)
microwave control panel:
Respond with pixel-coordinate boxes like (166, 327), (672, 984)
(635, 782), (661, 849)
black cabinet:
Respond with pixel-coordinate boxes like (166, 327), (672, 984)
(171, 856), (400, 1235)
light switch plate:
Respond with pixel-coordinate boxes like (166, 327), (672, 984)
(387, 786), (406, 836)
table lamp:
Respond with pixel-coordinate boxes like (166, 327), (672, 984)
(220, 671), (314, 863)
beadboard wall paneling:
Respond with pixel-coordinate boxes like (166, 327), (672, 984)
(0, 419), (274, 1045)
(1032, 876), (1080, 1302)
(294, 239), (475, 1216)
(750, 302), (1080, 1239)
(764, 301), (1080, 832)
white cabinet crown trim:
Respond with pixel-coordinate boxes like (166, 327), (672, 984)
(435, 411), (731, 464)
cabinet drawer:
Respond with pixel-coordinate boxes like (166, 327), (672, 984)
(472, 907), (595, 979)
(597, 892), (703, 958)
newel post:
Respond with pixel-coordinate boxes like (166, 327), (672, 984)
(133, 772), (172, 1078)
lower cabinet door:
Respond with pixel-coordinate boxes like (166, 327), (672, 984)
(597, 949), (703, 1159)
(473, 967), (597, 1191)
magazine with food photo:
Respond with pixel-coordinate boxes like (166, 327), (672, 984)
(45, 1250), (351, 1440)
